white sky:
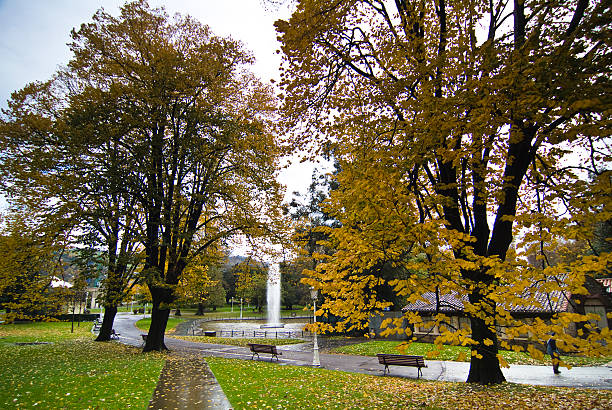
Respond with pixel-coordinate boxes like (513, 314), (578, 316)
(0, 0), (324, 207)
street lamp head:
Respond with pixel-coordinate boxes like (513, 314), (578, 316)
(310, 287), (318, 301)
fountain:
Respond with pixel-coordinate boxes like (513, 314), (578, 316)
(261, 263), (284, 328)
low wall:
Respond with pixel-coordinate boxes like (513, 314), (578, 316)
(368, 312), (410, 340)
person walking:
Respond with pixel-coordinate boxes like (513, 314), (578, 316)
(546, 333), (562, 374)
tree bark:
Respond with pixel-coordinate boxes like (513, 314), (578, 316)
(143, 287), (171, 352)
(95, 305), (118, 342)
(466, 292), (506, 384)
(196, 303), (204, 316)
(466, 319), (506, 384)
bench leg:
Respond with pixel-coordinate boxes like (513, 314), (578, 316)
(417, 367), (422, 379)
(383, 365), (389, 376)
(251, 352), (259, 360)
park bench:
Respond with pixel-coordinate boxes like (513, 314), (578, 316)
(377, 354), (427, 378)
(247, 343), (282, 361)
(92, 320), (102, 332)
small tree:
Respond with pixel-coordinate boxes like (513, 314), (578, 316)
(202, 265), (227, 312)
(0, 215), (67, 321)
(234, 260), (268, 312)
(280, 260), (310, 310)
(176, 262), (214, 316)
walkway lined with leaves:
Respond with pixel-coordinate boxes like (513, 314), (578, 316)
(111, 312), (612, 409)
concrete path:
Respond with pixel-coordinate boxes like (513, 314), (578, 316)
(148, 355), (232, 410)
(112, 313), (232, 409)
(110, 312), (612, 409)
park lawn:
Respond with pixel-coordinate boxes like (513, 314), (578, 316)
(171, 335), (304, 346)
(0, 322), (165, 409)
(332, 340), (612, 367)
(135, 317), (185, 333)
(207, 357), (612, 409)
(0, 321), (93, 343)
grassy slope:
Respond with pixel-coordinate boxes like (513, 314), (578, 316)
(333, 340), (612, 366)
(0, 322), (165, 409)
(207, 357), (612, 409)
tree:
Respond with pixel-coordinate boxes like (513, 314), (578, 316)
(234, 260), (268, 312)
(276, 0), (611, 384)
(222, 263), (238, 304)
(67, 91), (145, 341)
(0, 53), (146, 342)
(176, 255), (226, 315)
(0, 215), (68, 321)
(176, 262), (213, 316)
(279, 259), (310, 310)
(203, 265), (227, 312)
(588, 171), (612, 266)
(65, 1), (283, 351)
(283, 166), (340, 310)
(130, 283), (152, 307)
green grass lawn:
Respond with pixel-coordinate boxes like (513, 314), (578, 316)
(207, 357), (612, 409)
(135, 317), (185, 333)
(171, 335), (305, 346)
(333, 340), (612, 367)
(0, 321), (165, 409)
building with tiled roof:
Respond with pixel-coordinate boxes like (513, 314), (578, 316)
(597, 278), (612, 294)
(369, 276), (612, 341)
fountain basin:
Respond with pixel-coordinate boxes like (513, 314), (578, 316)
(260, 323), (285, 328)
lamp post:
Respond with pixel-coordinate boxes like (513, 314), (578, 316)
(240, 298), (243, 320)
(310, 287), (321, 367)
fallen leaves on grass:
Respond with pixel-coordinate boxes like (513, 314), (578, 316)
(0, 338), (165, 409)
(207, 357), (612, 409)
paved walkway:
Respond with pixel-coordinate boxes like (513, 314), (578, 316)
(110, 312), (612, 409)
(148, 355), (231, 409)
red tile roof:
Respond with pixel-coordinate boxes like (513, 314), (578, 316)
(403, 280), (570, 314)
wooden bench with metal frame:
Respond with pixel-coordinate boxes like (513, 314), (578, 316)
(247, 343), (282, 361)
(377, 354), (427, 378)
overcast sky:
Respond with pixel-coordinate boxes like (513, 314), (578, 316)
(0, 0), (322, 207)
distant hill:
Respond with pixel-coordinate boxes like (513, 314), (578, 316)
(223, 255), (268, 268)
(225, 255), (248, 267)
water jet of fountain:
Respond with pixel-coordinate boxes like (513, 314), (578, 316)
(261, 263), (284, 328)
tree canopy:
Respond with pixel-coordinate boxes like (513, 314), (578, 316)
(0, 215), (67, 321)
(276, 0), (611, 384)
(1, 0), (285, 351)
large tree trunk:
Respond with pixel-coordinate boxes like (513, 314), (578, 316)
(95, 305), (118, 342)
(466, 292), (506, 384)
(196, 303), (204, 316)
(143, 287), (172, 352)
